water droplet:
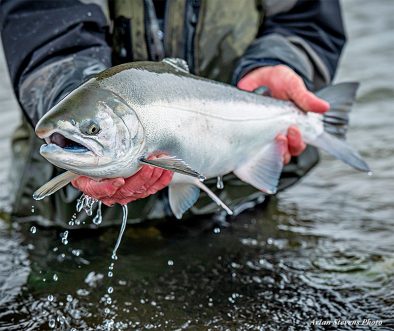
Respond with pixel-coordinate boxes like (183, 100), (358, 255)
(31, 205), (35, 213)
(48, 294), (54, 302)
(167, 260), (174, 266)
(106, 297), (112, 304)
(87, 11), (92, 16)
(108, 271), (113, 278)
(61, 231), (69, 245)
(72, 249), (81, 257)
(30, 226), (37, 234)
(216, 176), (224, 189)
(107, 287), (113, 294)
(48, 319), (56, 328)
(53, 274), (58, 281)
(104, 307), (110, 314)
(213, 227), (221, 234)
(93, 201), (103, 225)
(67, 294), (73, 302)
(68, 220), (75, 226)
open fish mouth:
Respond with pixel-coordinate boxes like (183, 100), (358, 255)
(44, 132), (91, 154)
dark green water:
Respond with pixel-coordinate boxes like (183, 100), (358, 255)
(0, 0), (393, 330)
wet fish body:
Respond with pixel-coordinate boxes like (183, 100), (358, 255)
(34, 58), (369, 218)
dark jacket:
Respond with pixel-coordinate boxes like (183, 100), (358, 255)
(0, 0), (346, 224)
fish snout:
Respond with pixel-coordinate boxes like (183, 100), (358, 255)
(35, 120), (55, 139)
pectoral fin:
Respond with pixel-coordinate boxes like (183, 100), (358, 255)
(140, 156), (206, 181)
(33, 171), (78, 200)
(195, 181), (233, 216)
(169, 183), (200, 219)
(234, 141), (283, 194)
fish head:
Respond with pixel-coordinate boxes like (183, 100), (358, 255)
(35, 82), (145, 178)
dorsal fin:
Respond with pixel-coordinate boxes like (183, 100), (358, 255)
(162, 58), (190, 73)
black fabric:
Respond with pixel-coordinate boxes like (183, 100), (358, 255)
(261, 0), (346, 80)
(0, 0), (111, 98)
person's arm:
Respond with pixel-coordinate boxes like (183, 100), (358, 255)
(0, 0), (172, 204)
(233, 0), (346, 90)
(0, 0), (112, 126)
(235, 0), (346, 166)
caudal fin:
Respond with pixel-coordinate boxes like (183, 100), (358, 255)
(312, 82), (371, 172)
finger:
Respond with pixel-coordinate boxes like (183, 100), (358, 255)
(101, 197), (116, 207)
(237, 67), (271, 92)
(146, 170), (173, 195)
(287, 77), (329, 113)
(276, 134), (291, 164)
(287, 126), (306, 156)
(122, 165), (155, 191)
(117, 166), (163, 200)
(72, 176), (124, 199)
(113, 165), (155, 201)
(237, 76), (261, 92)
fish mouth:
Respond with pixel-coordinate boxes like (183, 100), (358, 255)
(43, 132), (93, 154)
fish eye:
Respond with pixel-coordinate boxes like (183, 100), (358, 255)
(80, 120), (101, 135)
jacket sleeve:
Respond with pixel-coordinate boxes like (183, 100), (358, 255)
(0, 0), (111, 126)
(232, 0), (346, 89)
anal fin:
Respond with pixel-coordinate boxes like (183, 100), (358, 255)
(234, 141), (283, 194)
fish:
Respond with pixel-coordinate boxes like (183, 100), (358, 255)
(33, 58), (370, 218)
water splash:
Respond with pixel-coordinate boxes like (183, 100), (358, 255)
(216, 176), (224, 189)
(111, 205), (128, 260)
(76, 194), (98, 215)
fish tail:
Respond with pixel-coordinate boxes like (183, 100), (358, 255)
(309, 82), (370, 172)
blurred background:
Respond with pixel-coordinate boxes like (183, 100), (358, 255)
(0, 0), (393, 330)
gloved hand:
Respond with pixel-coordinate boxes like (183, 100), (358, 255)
(71, 154), (173, 206)
(237, 64), (330, 164)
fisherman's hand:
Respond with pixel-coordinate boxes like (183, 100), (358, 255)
(237, 65), (330, 164)
(71, 155), (173, 206)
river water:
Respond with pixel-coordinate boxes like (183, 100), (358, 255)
(0, 0), (393, 330)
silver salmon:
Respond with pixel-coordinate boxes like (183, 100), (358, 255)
(33, 58), (370, 218)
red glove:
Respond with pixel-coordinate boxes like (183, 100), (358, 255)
(237, 65), (330, 164)
(71, 154), (173, 206)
